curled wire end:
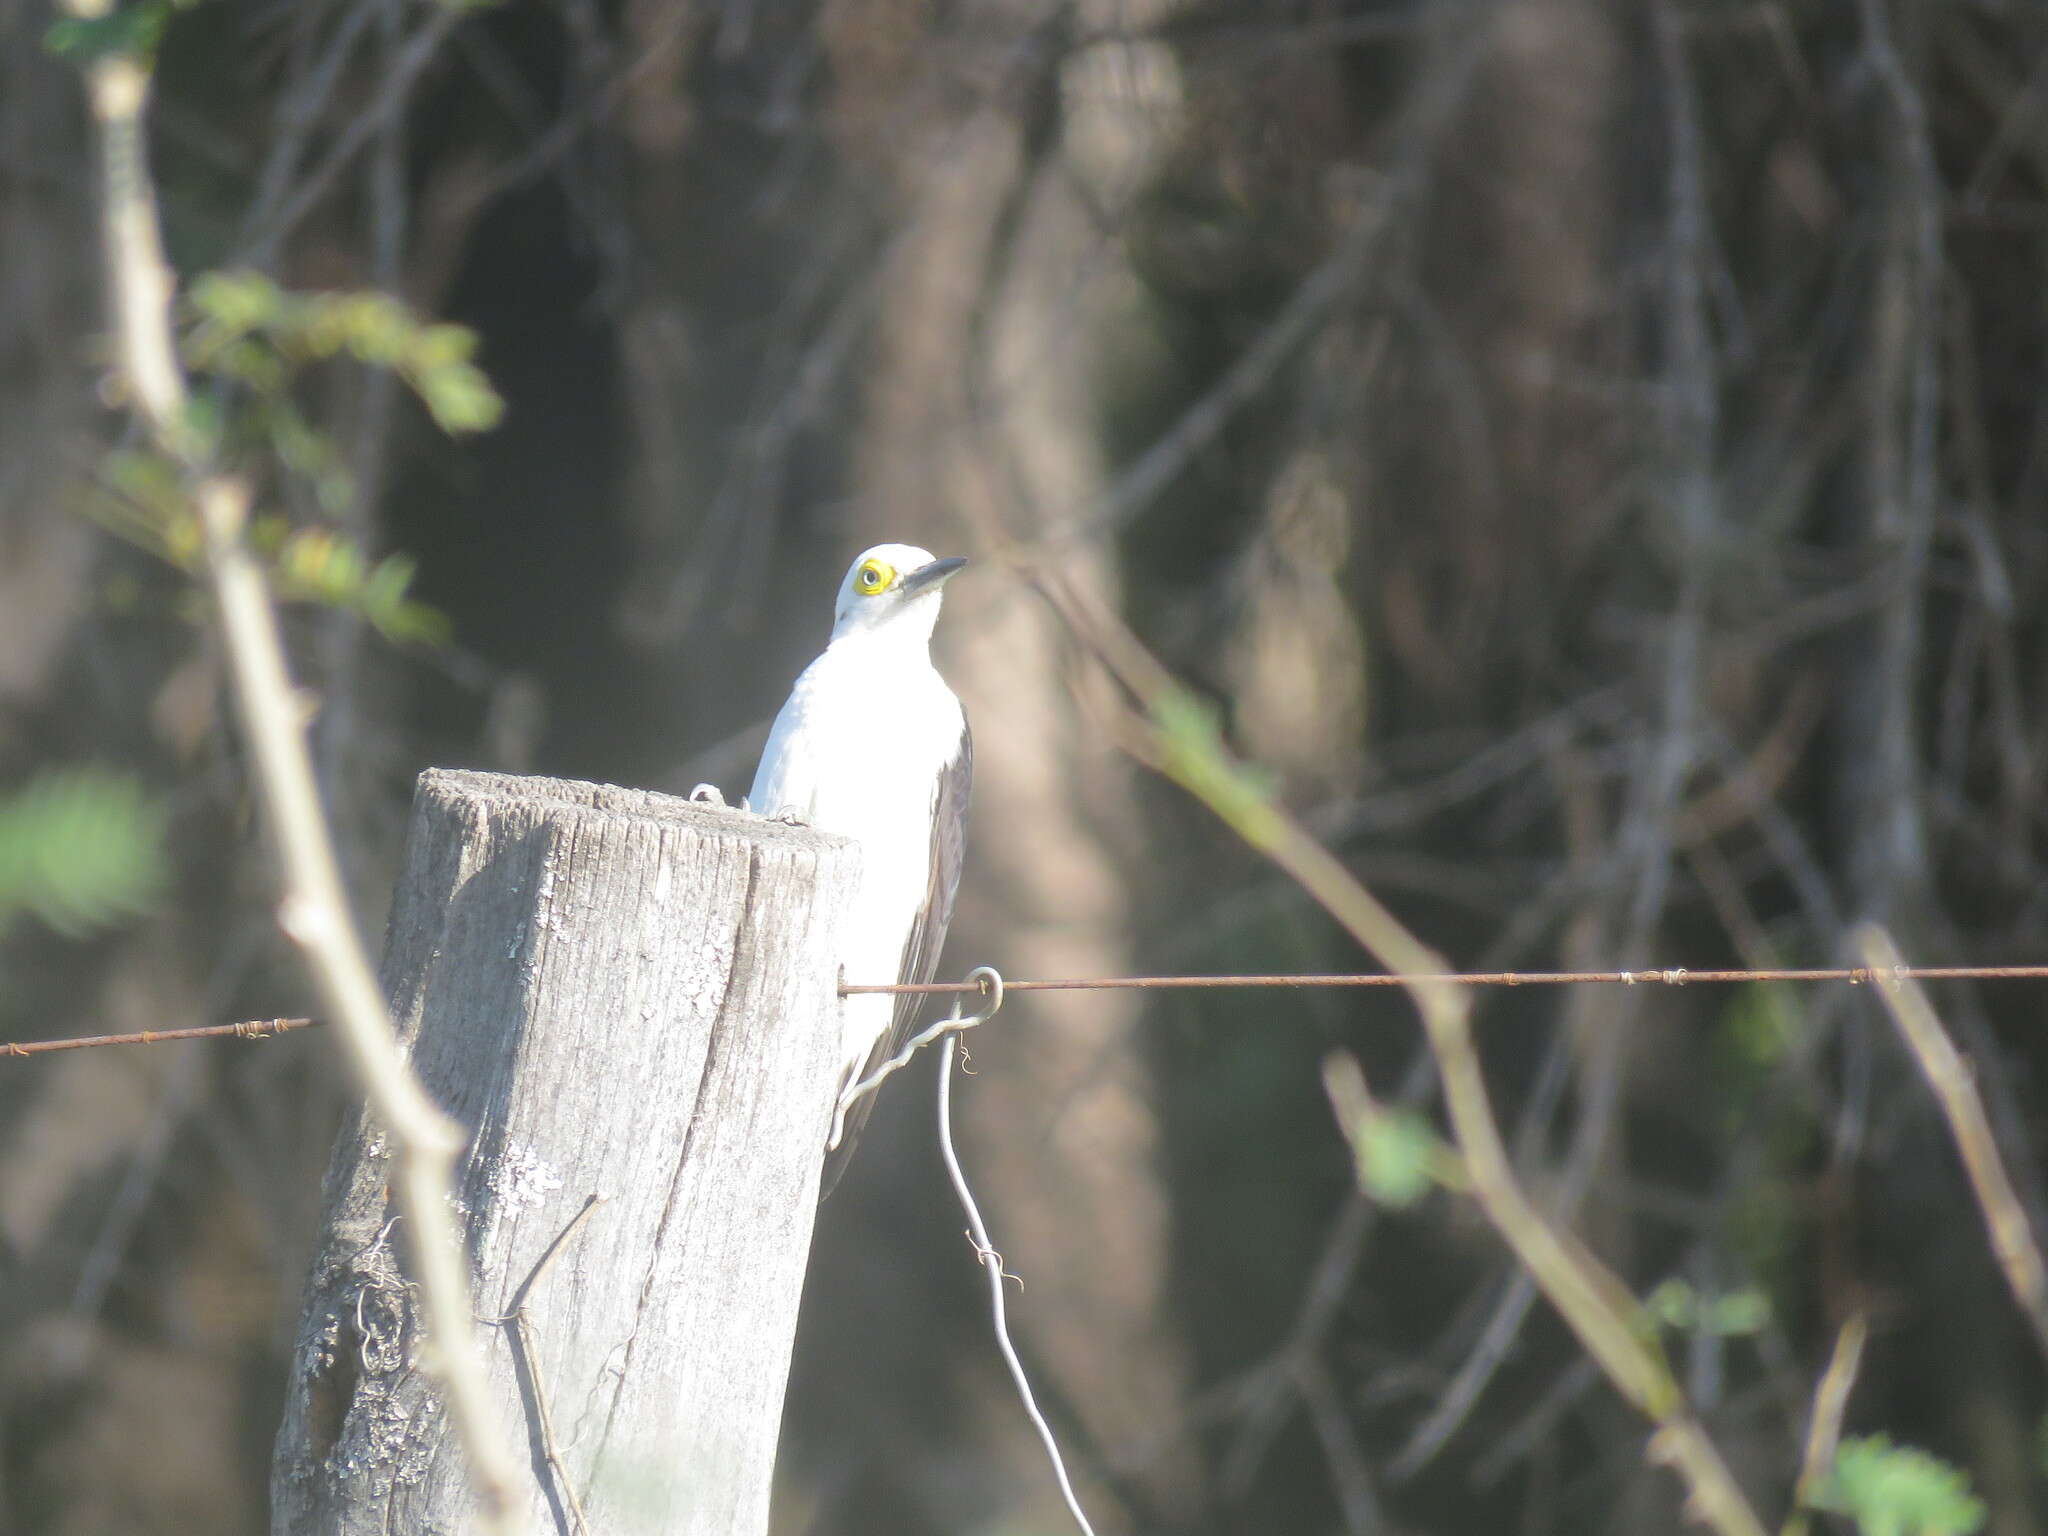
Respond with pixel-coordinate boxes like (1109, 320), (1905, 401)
(829, 965), (1008, 1148)
(966, 965), (1005, 1021)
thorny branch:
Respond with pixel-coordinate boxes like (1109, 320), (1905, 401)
(60, 8), (523, 1528)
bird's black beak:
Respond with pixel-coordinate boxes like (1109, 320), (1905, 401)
(898, 555), (968, 596)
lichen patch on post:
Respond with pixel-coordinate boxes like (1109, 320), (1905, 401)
(488, 1139), (565, 1214)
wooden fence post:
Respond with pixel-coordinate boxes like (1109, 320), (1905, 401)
(271, 769), (859, 1535)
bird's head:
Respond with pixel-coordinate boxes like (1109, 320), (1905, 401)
(830, 543), (968, 642)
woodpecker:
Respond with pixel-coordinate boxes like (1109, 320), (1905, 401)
(749, 543), (971, 1194)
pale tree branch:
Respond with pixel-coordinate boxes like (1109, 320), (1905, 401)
(1859, 925), (2048, 1365)
(1782, 1312), (1867, 1536)
(1030, 568), (1769, 1536)
(62, 11), (522, 1529)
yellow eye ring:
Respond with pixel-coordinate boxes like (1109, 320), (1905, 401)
(856, 559), (893, 594)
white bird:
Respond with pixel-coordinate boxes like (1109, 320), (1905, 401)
(749, 543), (971, 1193)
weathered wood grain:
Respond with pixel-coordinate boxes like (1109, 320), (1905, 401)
(271, 769), (858, 1535)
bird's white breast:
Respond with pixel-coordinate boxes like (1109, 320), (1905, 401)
(749, 631), (964, 1066)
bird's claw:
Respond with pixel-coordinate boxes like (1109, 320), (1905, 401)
(770, 804), (809, 826)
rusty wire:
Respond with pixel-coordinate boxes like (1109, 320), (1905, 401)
(10, 964), (2048, 1058)
(845, 964), (2048, 995)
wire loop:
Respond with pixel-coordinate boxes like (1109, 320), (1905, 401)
(827, 966), (1005, 1151)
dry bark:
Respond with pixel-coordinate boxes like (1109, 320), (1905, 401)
(272, 770), (857, 1535)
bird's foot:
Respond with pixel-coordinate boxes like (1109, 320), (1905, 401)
(769, 804), (809, 826)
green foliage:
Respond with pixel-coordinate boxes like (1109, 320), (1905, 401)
(45, 0), (187, 65)
(87, 464), (449, 646)
(185, 271), (503, 436)
(253, 519), (450, 645)
(0, 769), (167, 938)
(1642, 1278), (1770, 1337)
(1149, 687), (1281, 849)
(1811, 1436), (1986, 1536)
(1351, 1106), (1440, 1209)
(80, 273), (486, 648)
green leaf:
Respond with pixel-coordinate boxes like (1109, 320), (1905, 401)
(1699, 1288), (1769, 1335)
(1646, 1278), (1698, 1330)
(410, 323), (477, 370)
(1150, 687), (1281, 848)
(45, 2), (170, 63)
(1353, 1107), (1438, 1208)
(0, 769), (168, 937)
(1812, 1436), (1986, 1536)
(179, 271), (503, 437)
(188, 269), (283, 333)
(1644, 1279), (1770, 1337)
(411, 361), (504, 434)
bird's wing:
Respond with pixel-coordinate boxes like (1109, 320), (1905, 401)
(889, 723), (973, 1038)
(819, 722), (972, 1196)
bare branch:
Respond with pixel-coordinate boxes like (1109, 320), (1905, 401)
(61, 14), (523, 1528)
(2, 1018), (317, 1056)
(1031, 571), (1769, 1536)
(1859, 925), (2048, 1364)
(1783, 1312), (1868, 1536)
(491, 1194), (610, 1536)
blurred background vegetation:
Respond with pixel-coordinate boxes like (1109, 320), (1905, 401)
(6, 0), (2048, 1531)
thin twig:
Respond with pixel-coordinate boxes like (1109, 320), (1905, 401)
(1390, 1270), (1539, 1479)
(1312, 905), (1764, 1536)
(508, 1318), (589, 1536)
(493, 1195), (609, 1536)
(1219, 1190), (1376, 1496)
(1293, 1356), (1386, 1536)
(237, 4), (468, 264)
(237, 4), (379, 259)
(936, 1007), (1100, 1536)
(61, 11), (522, 1527)
(1318, 1055), (1544, 1481)
(1044, 3), (1489, 551)
(1034, 572), (1769, 1536)
(4, 1018), (317, 1056)
(1471, 1357), (1601, 1488)
(1859, 925), (2048, 1363)
(1783, 1312), (1868, 1536)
